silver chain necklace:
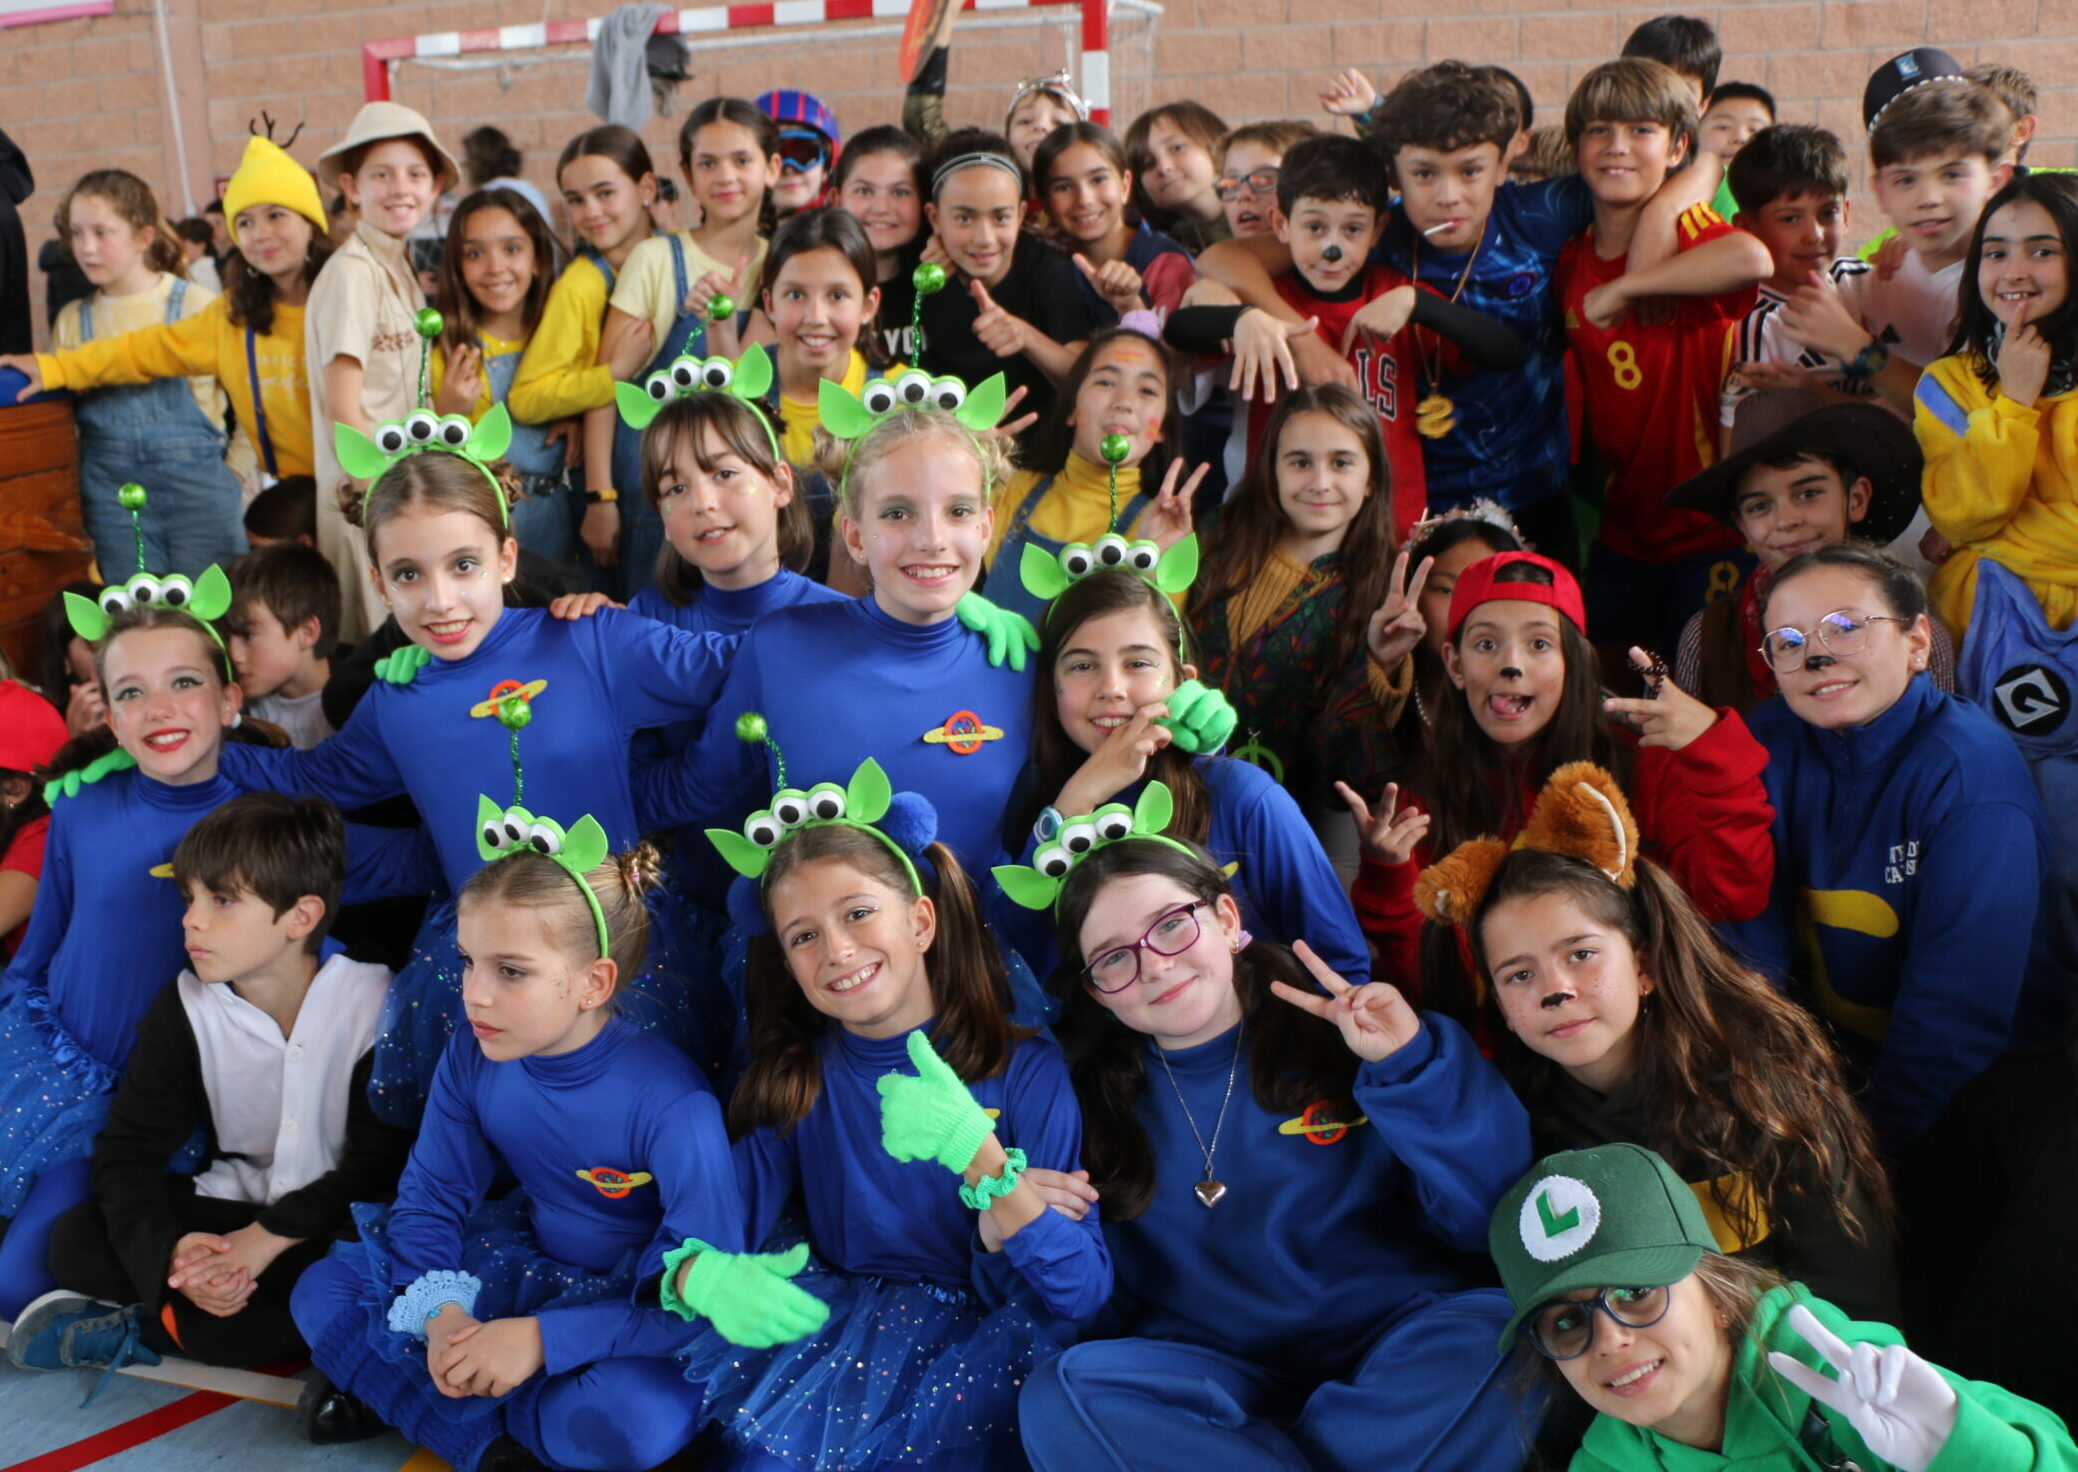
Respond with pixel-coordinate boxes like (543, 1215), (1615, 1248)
(1155, 1019), (1243, 1208)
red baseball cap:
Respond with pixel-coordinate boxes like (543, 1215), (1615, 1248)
(1446, 551), (1587, 641)
(0, 680), (67, 775)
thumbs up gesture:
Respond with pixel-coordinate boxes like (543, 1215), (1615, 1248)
(971, 279), (1030, 359)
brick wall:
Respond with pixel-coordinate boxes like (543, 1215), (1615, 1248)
(8, 0), (2072, 343)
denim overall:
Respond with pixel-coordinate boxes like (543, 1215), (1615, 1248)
(484, 342), (577, 569)
(979, 473), (1153, 626)
(1961, 558), (2078, 1008)
(606, 235), (710, 600)
(75, 281), (245, 579)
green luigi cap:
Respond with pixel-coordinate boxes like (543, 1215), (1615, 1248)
(1489, 1144), (1717, 1352)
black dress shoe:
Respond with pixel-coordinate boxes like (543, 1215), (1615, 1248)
(478, 1434), (549, 1471)
(296, 1372), (389, 1444)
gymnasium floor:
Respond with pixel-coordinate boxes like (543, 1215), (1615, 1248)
(0, 1326), (433, 1472)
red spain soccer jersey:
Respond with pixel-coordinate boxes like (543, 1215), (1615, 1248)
(1559, 204), (1755, 562)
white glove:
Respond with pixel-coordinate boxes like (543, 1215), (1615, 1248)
(1767, 1303), (1960, 1472)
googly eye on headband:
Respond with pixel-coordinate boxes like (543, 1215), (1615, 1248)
(615, 343), (781, 460)
(471, 677), (613, 960)
(1018, 432), (1200, 609)
(992, 780), (1195, 912)
(706, 713), (940, 935)
(818, 366), (1007, 441)
(65, 484), (235, 659)
(333, 309), (514, 527)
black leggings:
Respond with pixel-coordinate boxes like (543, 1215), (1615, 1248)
(47, 1193), (335, 1368)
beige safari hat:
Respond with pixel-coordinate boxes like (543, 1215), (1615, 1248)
(317, 101), (460, 190)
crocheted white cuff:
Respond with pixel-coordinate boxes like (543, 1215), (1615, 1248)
(386, 1270), (483, 1340)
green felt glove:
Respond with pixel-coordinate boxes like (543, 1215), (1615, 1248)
(1154, 679), (1237, 755)
(954, 593), (1039, 673)
(877, 1029), (994, 1176)
(658, 1240), (830, 1348)
(374, 644), (432, 685)
(43, 748), (138, 803)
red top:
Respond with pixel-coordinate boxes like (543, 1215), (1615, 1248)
(1351, 708), (1775, 994)
(1557, 204), (1754, 563)
(3, 813), (50, 959)
(1268, 265), (1452, 541)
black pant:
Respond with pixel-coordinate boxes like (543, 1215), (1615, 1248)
(47, 1193), (334, 1368)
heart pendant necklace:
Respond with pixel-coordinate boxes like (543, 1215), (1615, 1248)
(1156, 1020), (1243, 1209)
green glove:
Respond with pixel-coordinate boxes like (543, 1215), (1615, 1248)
(954, 593), (1039, 673)
(43, 748), (138, 804)
(877, 1029), (994, 1175)
(374, 644), (432, 685)
(1155, 679), (1237, 755)
(659, 1240), (830, 1348)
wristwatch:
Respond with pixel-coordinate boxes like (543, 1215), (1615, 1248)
(1842, 338), (1891, 380)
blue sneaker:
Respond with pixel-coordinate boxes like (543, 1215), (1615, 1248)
(8, 1291), (162, 1406)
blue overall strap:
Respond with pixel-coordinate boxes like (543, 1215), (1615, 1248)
(667, 233), (699, 352)
(244, 325), (279, 479)
(166, 277), (188, 322)
(998, 473), (1056, 546)
(579, 242), (620, 296)
(79, 293), (93, 340)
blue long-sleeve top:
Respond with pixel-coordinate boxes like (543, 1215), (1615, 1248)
(627, 571), (848, 906)
(0, 768), (439, 1068)
(1098, 1013), (1528, 1380)
(1003, 757), (1371, 987)
(217, 606), (737, 895)
(385, 1016), (744, 1374)
(637, 598), (1035, 875)
(1725, 678), (2049, 1155)
(732, 1022), (1111, 1325)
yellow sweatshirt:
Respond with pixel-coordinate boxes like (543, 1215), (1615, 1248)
(38, 294), (311, 477)
(1915, 353), (2078, 636)
(776, 350), (874, 467)
(509, 255), (614, 425)
(985, 451), (1148, 567)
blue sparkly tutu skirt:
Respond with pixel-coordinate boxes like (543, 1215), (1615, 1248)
(306, 1192), (671, 1468)
(369, 880), (734, 1125)
(0, 986), (119, 1218)
(685, 1254), (1052, 1471)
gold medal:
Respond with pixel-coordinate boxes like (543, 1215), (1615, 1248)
(1416, 394), (1455, 439)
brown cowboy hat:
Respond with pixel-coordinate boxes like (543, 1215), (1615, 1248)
(1667, 388), (1923, 546)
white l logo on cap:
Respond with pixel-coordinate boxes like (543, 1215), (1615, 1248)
(1521, 1175), (1601, 1262)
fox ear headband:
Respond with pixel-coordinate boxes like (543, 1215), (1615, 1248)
(706, 713), (941, 935)
(334, 310), (514, 526)
(471, 679), (614, 959)
(65, 485), (234, 665)
(1414, 763), (1640, 929)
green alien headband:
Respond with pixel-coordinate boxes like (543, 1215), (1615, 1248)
(818, 367), (1007, 441)
(1019, 432), (1199, 609)
(66, 484), (234, 659)
(333, 309), (514, 526)
(706, 713), (926, 900)
(471, 678), (612, 960)
(614, 342), (780, 459)
(992, 780), (1196, 911)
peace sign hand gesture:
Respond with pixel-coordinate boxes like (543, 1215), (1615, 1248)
(1335, 780), (1431, 866)
(1137, 457), (1207, 550)
(1767, 1305), (1959, 1472)
(1269, 939), (1422, 1062)
(1600, 647), (1719, 750)
(1366, 549), (1433, 671)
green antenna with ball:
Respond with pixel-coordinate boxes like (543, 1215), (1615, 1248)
(910, 261), (946, 369)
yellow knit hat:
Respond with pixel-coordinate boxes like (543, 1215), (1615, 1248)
(221, 135), (328, 234)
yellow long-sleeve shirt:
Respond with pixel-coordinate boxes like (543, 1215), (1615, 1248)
(985, 451), (1148, 568)
(38, 294), (311, 478)
(429, 329), (529, 423)
(508, 255), (614, 425)
(1914, 353), (2078, 637)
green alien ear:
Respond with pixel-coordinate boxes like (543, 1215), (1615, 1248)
(955, 373), (1008, 433)
(707, 827), (772, 881)
(1020, 542), (1070, 603)
(64, 591), (110, 643)
(469, 403), (514, 463)
(616, 381), (664, 432)
(560, 814), (610, 874)
(992, 863), (1062, 912)
(846, 757), (893, 825)
(475, 794), (505, 863)
(335, 423), (392, 482)
(733, 344), (774, 401)
(818, 378), (875, 440)
(1154, 535), (1200, 595)
(189, 565), (233, 622)
(1134, 781), (1175, 838)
